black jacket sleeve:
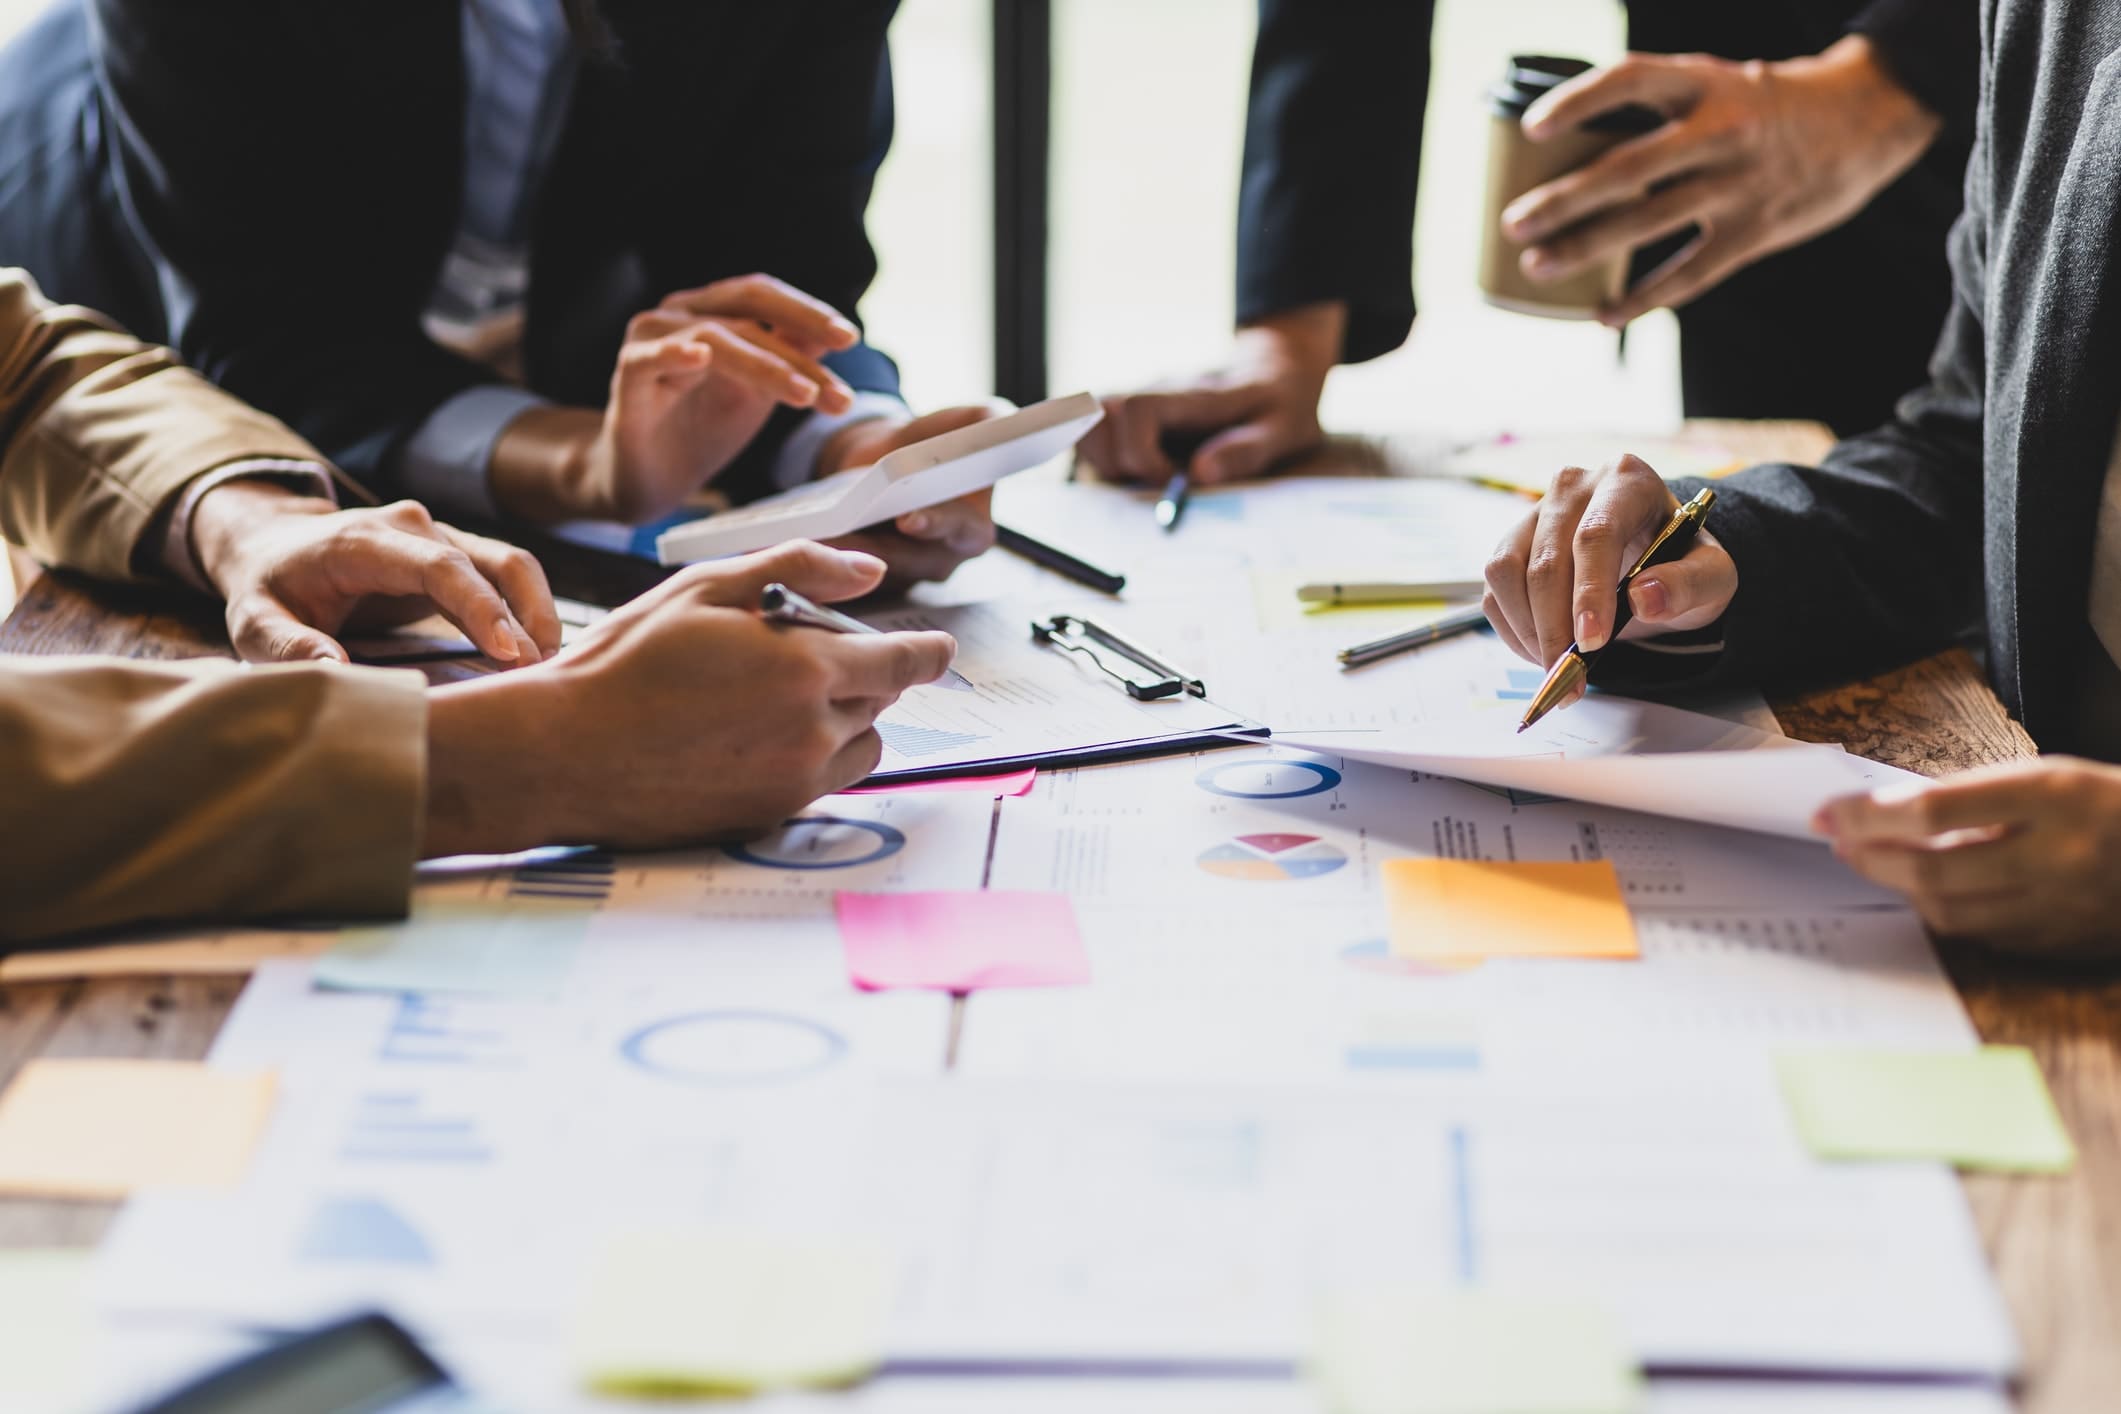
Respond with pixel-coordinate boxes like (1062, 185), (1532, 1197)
(1603, 177), (1992, 697)
(578, 1), (903, 497)
(1848, 0), (1983, 140)
(86, 0), (495, 491)
(1237, 0), (1435, 364)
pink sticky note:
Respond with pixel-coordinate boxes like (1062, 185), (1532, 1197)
(836, 891), (1090, 991)
(839, 769), (1039, 799)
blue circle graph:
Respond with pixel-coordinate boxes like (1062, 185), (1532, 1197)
(620, 1010), (849, 1086)
(724, 816), (907, 870)
(1195, 758), (1343, 800)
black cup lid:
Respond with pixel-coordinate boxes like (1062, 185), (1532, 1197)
(1489, 53), (1662, 134)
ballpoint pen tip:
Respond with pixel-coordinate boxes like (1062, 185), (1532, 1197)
(1515, 722), (1529, 734)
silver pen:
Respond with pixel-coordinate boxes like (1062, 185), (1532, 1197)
(758, 582), (879, 637)
(1336, 601), (1492, 669)
(759, 583), (973, 688)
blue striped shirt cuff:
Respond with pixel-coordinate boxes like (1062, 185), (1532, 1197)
(395, 384), (552, 521)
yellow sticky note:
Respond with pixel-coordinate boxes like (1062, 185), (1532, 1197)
(1776, 1046), (2076, 1174)
(575, 1228), (891, 1396)
(1384, 859), (1637, 963)
(1315, 1285), (1642, 1414)
(0, 1060), (276, 1199)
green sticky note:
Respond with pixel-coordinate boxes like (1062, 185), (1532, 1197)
(1776, 1045), (2075, 1175)
(574, 1228), (892, 1396)
(318, 898), (592, 997)
(0, 1249), (95, 1412)
(1315, 1286), (1642, 1414)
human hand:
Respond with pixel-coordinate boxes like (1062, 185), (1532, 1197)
(491, 274), (862, 524)
(1815, 759), (2121, 955)
(817, 405), (1003, 589)
(1076, 302), (1344, 485)
(1481, 454), (1736, 676)
(191, 481), (559, 665)
(1501, 36), (1942, 327)
(421, 540), (957, 856)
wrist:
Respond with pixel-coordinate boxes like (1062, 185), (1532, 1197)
(188, 478), (334, 597)
(489, 405), (608, 522)
(422, 672), (571, 857)
(1235, 301), (1346, 388)
(815, 412), (903, 480)
(1784, 34), (1941, 154)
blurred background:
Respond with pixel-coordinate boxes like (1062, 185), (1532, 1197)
(0, 0), (1679, 439)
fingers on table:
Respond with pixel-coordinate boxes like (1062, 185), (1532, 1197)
(436, 525), (563, 658)
(227, 596), (350, 664)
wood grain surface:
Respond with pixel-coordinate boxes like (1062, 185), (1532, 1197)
(2, 427), (2115, 1410)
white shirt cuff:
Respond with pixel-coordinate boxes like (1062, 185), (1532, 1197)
(768, 392), (908, 491)
(395, 385), (552, 520)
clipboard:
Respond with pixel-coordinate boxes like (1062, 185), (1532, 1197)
(856, 608), (1267, 784)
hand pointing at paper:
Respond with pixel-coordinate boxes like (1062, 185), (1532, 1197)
(1482, 454), (1737, 674)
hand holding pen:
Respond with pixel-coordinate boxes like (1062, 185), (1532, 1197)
(1481, 456), (1738, 719)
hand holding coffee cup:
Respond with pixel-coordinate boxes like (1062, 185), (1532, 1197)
(1477, 55), (1661, 321)
(1480, 40), (1943, 327)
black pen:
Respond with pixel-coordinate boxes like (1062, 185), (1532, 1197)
(1518, 487), (1717, 731)
(1337, 602), (1492, 668)
(1155, 471), (1190, 532)
(996, 524), (1126, 594)
(1154, 430), (1207, 533)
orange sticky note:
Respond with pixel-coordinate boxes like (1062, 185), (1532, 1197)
(0, 1060), (276, 1199)
(1383, 860), (1637, 964)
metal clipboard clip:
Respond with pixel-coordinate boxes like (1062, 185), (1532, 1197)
(1030, 614), (1207, 701)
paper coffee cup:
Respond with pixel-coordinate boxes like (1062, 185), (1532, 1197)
(1477, 55), (1662, 321)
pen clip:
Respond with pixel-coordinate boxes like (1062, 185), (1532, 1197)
(1625, 487), (1717, 579)
(1030, 614), (1206, 701)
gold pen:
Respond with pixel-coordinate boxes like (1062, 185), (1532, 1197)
(1518, 487), (1717, 732)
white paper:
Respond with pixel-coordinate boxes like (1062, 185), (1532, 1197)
(862, 600), (1249, 776)
(987, 744), (1897, 914)
(1275, 689), (1925, 840)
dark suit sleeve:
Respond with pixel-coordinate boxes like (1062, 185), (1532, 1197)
(604, 1), (899, 496)
(1237, 0), (1435, 364)
(1602, 175), (1991, 697)
(1848, 0), (1982, 139)
(85, 0), (494, 491)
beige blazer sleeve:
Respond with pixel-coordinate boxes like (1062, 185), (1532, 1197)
(0, 268), (330, 582)
(0, 657), (426, 945)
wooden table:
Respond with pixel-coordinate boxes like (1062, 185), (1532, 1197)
(2, 433), (2117, 1410)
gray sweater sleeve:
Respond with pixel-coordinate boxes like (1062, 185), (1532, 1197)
(1600, 167), (1992, 698)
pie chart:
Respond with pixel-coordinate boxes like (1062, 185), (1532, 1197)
(1197, 832), (1349, 881)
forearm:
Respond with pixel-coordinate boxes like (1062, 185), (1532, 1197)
(0, 657), (425, 945)
(422, 672), (568, 858)
(488, 404), (605, 523)
(1775, 35), (1943, 208)
(1238, 0), (1433, 363)
(0, 272), (330, 582)
(1235, 301), (1346, 388)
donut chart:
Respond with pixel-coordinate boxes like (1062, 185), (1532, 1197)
(1195, 758), (1343, 800)
(724, 816), (906, 870)
(620, 1010), (849, 1086)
